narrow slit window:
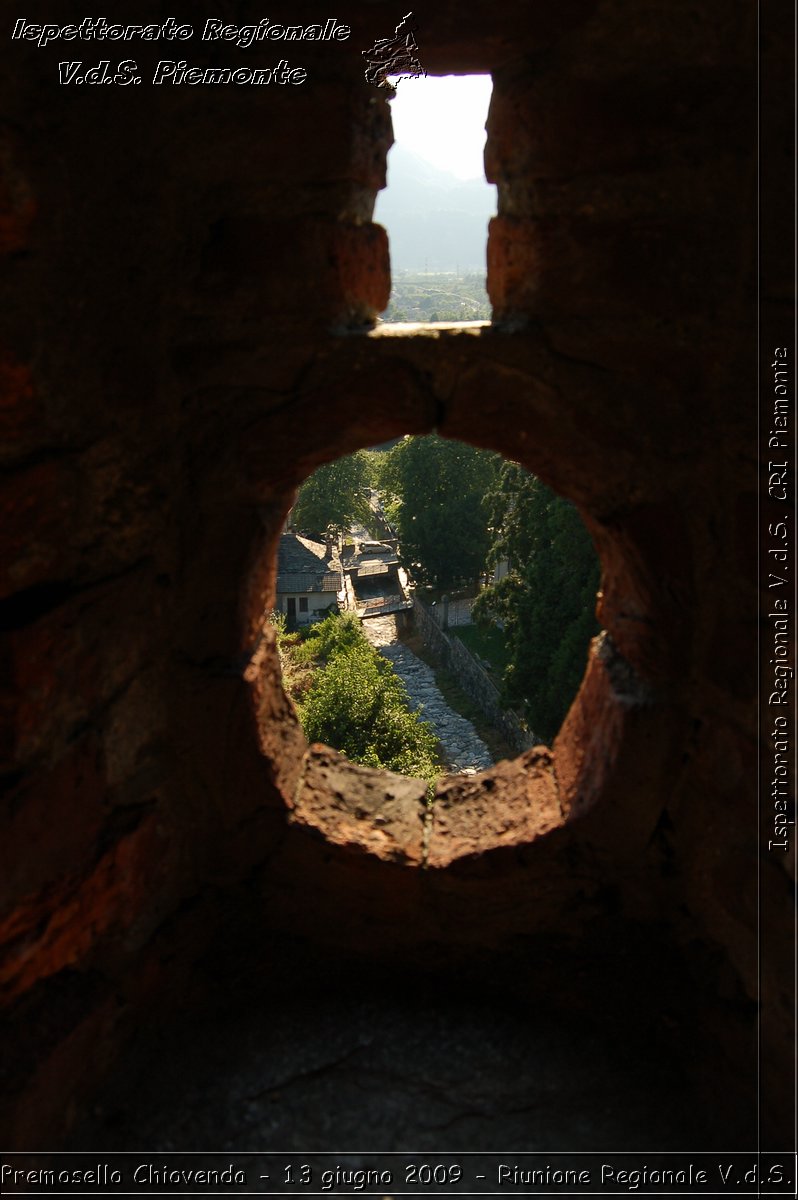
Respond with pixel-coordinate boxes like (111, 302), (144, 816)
(375, 74), (496, 324)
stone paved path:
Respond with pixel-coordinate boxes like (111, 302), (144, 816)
(363, 615), (492, 775)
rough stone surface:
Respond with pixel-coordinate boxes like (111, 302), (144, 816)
(0, 0), (791, 1153)
(289, 746), (427, 866)
(70, 965), (752, 1154)
(429, 750), (561, 868)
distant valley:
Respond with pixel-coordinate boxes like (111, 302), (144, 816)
(380, 271), (490, 323)
(374, 144), (497, 274)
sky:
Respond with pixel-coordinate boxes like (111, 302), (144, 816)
(386, 73), (493, 180)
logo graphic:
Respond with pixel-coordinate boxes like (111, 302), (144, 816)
(362, 11), (426, 92)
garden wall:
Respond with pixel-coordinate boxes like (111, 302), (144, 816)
(413, 597), (537, 753)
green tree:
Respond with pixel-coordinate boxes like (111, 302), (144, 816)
(379, 434), (502, 589)
(473, 465), (600, 744)
(293, 612), (439, 781)
(292, 451), (374, 539)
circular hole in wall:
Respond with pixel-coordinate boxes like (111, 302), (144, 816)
(269, 434), (601, 790)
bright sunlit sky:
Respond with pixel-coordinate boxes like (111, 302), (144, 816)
(387, 74), (493, 180)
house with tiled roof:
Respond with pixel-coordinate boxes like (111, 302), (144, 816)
(276, 533), (344, 627)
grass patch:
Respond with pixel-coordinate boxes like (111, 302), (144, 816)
(452, 623), (511, 679)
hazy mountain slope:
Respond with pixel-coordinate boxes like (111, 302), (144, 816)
(374, 144), (497, 272)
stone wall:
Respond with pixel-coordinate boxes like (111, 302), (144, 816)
(413, 596), (535, 754)
(0, 0), (793, 1149)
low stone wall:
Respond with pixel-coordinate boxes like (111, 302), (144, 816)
(441, 596), (475, 627)
(412, 598), (536, 754)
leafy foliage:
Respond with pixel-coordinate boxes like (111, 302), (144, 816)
(270, 610), (315, 703)
(473, 464), (600, 744)
(284, 612), (439, 781)
(378, 435), (502, 589)
(292, 451), (375, 539)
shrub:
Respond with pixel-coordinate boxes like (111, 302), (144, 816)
(291, 612), (439, 781)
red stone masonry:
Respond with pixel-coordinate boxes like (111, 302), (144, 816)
(0, 0), (791, 1148)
